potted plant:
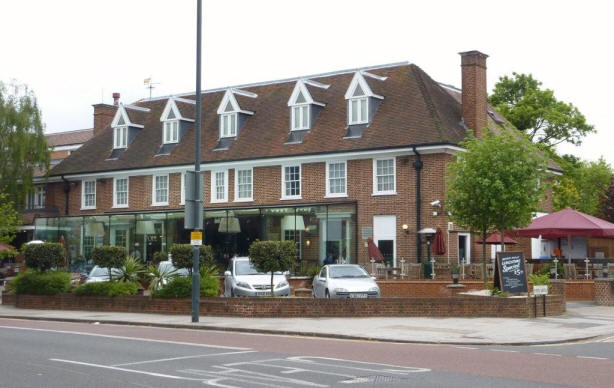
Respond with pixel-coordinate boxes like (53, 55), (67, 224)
(451, 265), (460, 284)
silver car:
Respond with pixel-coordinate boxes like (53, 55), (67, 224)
(157, 260), (189, 285)
(85, 265), (121, 283)
(223, 257), (290, 297)
(312, 264), (380, 298)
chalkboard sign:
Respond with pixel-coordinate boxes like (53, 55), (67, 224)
(494, 251), (528, 294)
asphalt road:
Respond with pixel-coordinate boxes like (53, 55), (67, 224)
(0, 318), (613, 387)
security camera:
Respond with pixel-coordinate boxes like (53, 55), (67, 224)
(430, 200), (441, 207)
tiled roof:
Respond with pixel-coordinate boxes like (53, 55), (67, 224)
(46, 128), (93, 147)
(50, 63), (478, 176)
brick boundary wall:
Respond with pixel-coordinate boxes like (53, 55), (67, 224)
(594, 279), (614, 306)
(14, 293), (565, 318)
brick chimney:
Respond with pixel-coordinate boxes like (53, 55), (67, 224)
(92, 93), (119, 137)
(459, 50), (488, 138)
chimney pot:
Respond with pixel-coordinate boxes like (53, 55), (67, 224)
(459, 50), (489, 138)
(112, 92), (120, 106)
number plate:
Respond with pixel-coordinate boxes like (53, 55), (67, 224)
(350, 293), (368, 298)
(256, 291), (272, 296)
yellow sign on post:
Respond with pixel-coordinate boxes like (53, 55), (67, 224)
(190, 231), (202, 246)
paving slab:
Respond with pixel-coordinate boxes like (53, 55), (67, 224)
(1, 302), (613, 345)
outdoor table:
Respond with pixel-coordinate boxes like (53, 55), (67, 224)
(384, 267), (401, 279)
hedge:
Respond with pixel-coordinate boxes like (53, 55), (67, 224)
(153, 274), (218, 298)
(23, 243), (66, 271)
(11, 270), (71, 295)
(74, 281), (139, 296)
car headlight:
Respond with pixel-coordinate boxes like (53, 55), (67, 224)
(369, 287), (380, 292)
(275, 281), (288, 289)
(236, 282), (251, 289)
(334, 288), (348, 293)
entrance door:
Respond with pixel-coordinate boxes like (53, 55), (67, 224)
(373, 216), (396, 266)
(458, 233), (470, 264)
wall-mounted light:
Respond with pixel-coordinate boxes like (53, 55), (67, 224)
(402, 224), (409, 235)
(305, 239), (311, 247)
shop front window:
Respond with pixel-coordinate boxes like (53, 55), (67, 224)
(135, 213), (166, 263)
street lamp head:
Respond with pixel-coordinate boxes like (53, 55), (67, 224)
(418, 227), (436, 237)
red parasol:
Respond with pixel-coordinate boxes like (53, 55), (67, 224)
(476, 232), (518, 245)
(433, 228), (446, 255)
(367, 237), (384, 262)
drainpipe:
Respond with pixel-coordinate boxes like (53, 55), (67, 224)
(412, 146), (423, 263)
(61, 175), (71, 215)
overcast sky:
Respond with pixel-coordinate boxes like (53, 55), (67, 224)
(1, 0), (612, 164)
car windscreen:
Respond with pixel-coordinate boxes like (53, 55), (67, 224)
(329, 266), (369, 279)
(234, 261), (263, 276)
(90, 267), (109, 277)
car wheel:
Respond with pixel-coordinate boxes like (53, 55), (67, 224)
(325, 289), (330, 299)
(231, 289), (235, 297)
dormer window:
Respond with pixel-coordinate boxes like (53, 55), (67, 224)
(220, 112), (237, 138)
(163, 120), (179, 144)
(344, 71), (386, 130)
(291, 104), (309, 130)
(348, 97), (368, 125)
(114, 126), (128, 148)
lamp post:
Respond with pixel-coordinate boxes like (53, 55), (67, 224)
(419, 228), (436, 280)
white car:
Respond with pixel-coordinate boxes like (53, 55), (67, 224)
(85, 265), (121, 283)
(157, 260), (189, 285)
(223, 256), (290, 297)
(312, 264), (380, 298)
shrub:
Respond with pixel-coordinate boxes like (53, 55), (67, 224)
(0, 248), (18, 262)
(249, 240), (295, 295)
(11, 270), (71, 295)
(91, 246), (127, 281)
(153, 273), (218, 298)
(152, 250), (168, 264)
(74, 281), (139, 296)
(169, 244), (214, 273)
(117, 256), (145, 283)
(146, 263), (179, 294)
(23, 243), (65, 271)
(529, 273), (551, 287)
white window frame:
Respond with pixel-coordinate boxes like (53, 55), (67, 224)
(220, 112), (237, 138)
(163, 120), (179, 144)
(81, 179), (96, 210)
(290, 104), (310, 130)
(372, 158), (396, 195)
(211, 169), (228, 203)
(113, 125), (128, 149)
(234, 168), (253, 202)
(180, 172), (185, 205)
(325, 161), (347, 198)
(26, 186), (46, 209)
(348, 97), (368, 125)
(151, 174), (169, 206)
(281, 164), (301, 200)
(112, 177), (129, 208)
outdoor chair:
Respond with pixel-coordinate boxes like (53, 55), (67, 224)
(563, 264), (577, 279)
(375, 263), (386, 278)
(471, 264), (484, 280)
(591, 264), (603, 279)
(462, 264), (472, 279)
(486, 263), (495, 279)
(435, 263), (451, 279)
(406, 263), (422, 279)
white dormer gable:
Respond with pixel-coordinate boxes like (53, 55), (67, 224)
(216, 88), (256, 116)
(344, 71), (386, 100)
(111, 104), (146, 128)
(287, 80), (328, 107)
(160, 97), (195, 122)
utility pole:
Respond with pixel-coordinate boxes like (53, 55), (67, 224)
(190, 0), (203, 323)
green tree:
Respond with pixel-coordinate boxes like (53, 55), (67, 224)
(91, 246), (127, 281)
(489, 73), (594, 147)
(23, 242), (65, 271)
(0, 82), (50, 208)
(553, 155), (612, 215)
(446, 131), (546, 285)
(0, 193), (21, 243)
(169, 244), (214, 274)
(598, 178), (614, 223)
(248, 240), (295, 296)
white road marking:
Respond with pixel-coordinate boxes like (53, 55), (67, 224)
(489, 349), (518, 353)
(577, 356), (608, 360)
(0, 324), (249, 350)
(286, 356), (431, 374)
(533, 353), (562, 357)
(111, 350), (258, 367)
(49, 359), (204, 381)
(183, 366), (328, 387)
(455, 346), (478, 350)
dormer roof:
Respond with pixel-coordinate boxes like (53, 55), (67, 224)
(216, 88), (257, 115)
(111, 104), (150, 128)
(287, 79), (329, 107)
(160, 97), (195, 122)
(344, 71), (387, 100)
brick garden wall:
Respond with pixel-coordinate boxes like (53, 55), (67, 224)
(594, 279), (614, 306)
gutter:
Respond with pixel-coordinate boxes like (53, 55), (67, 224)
(61, 175), (72, 216)
(412, 146), (423, 263)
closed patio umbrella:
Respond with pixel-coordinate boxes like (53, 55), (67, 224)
(367, 237), (384, 263)
(476, 232), (518, 245)
(433, 228), (446, 255)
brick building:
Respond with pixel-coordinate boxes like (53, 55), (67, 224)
(31, 51), (558, 268)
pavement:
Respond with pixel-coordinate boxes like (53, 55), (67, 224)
(1, 301), (614, 345)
